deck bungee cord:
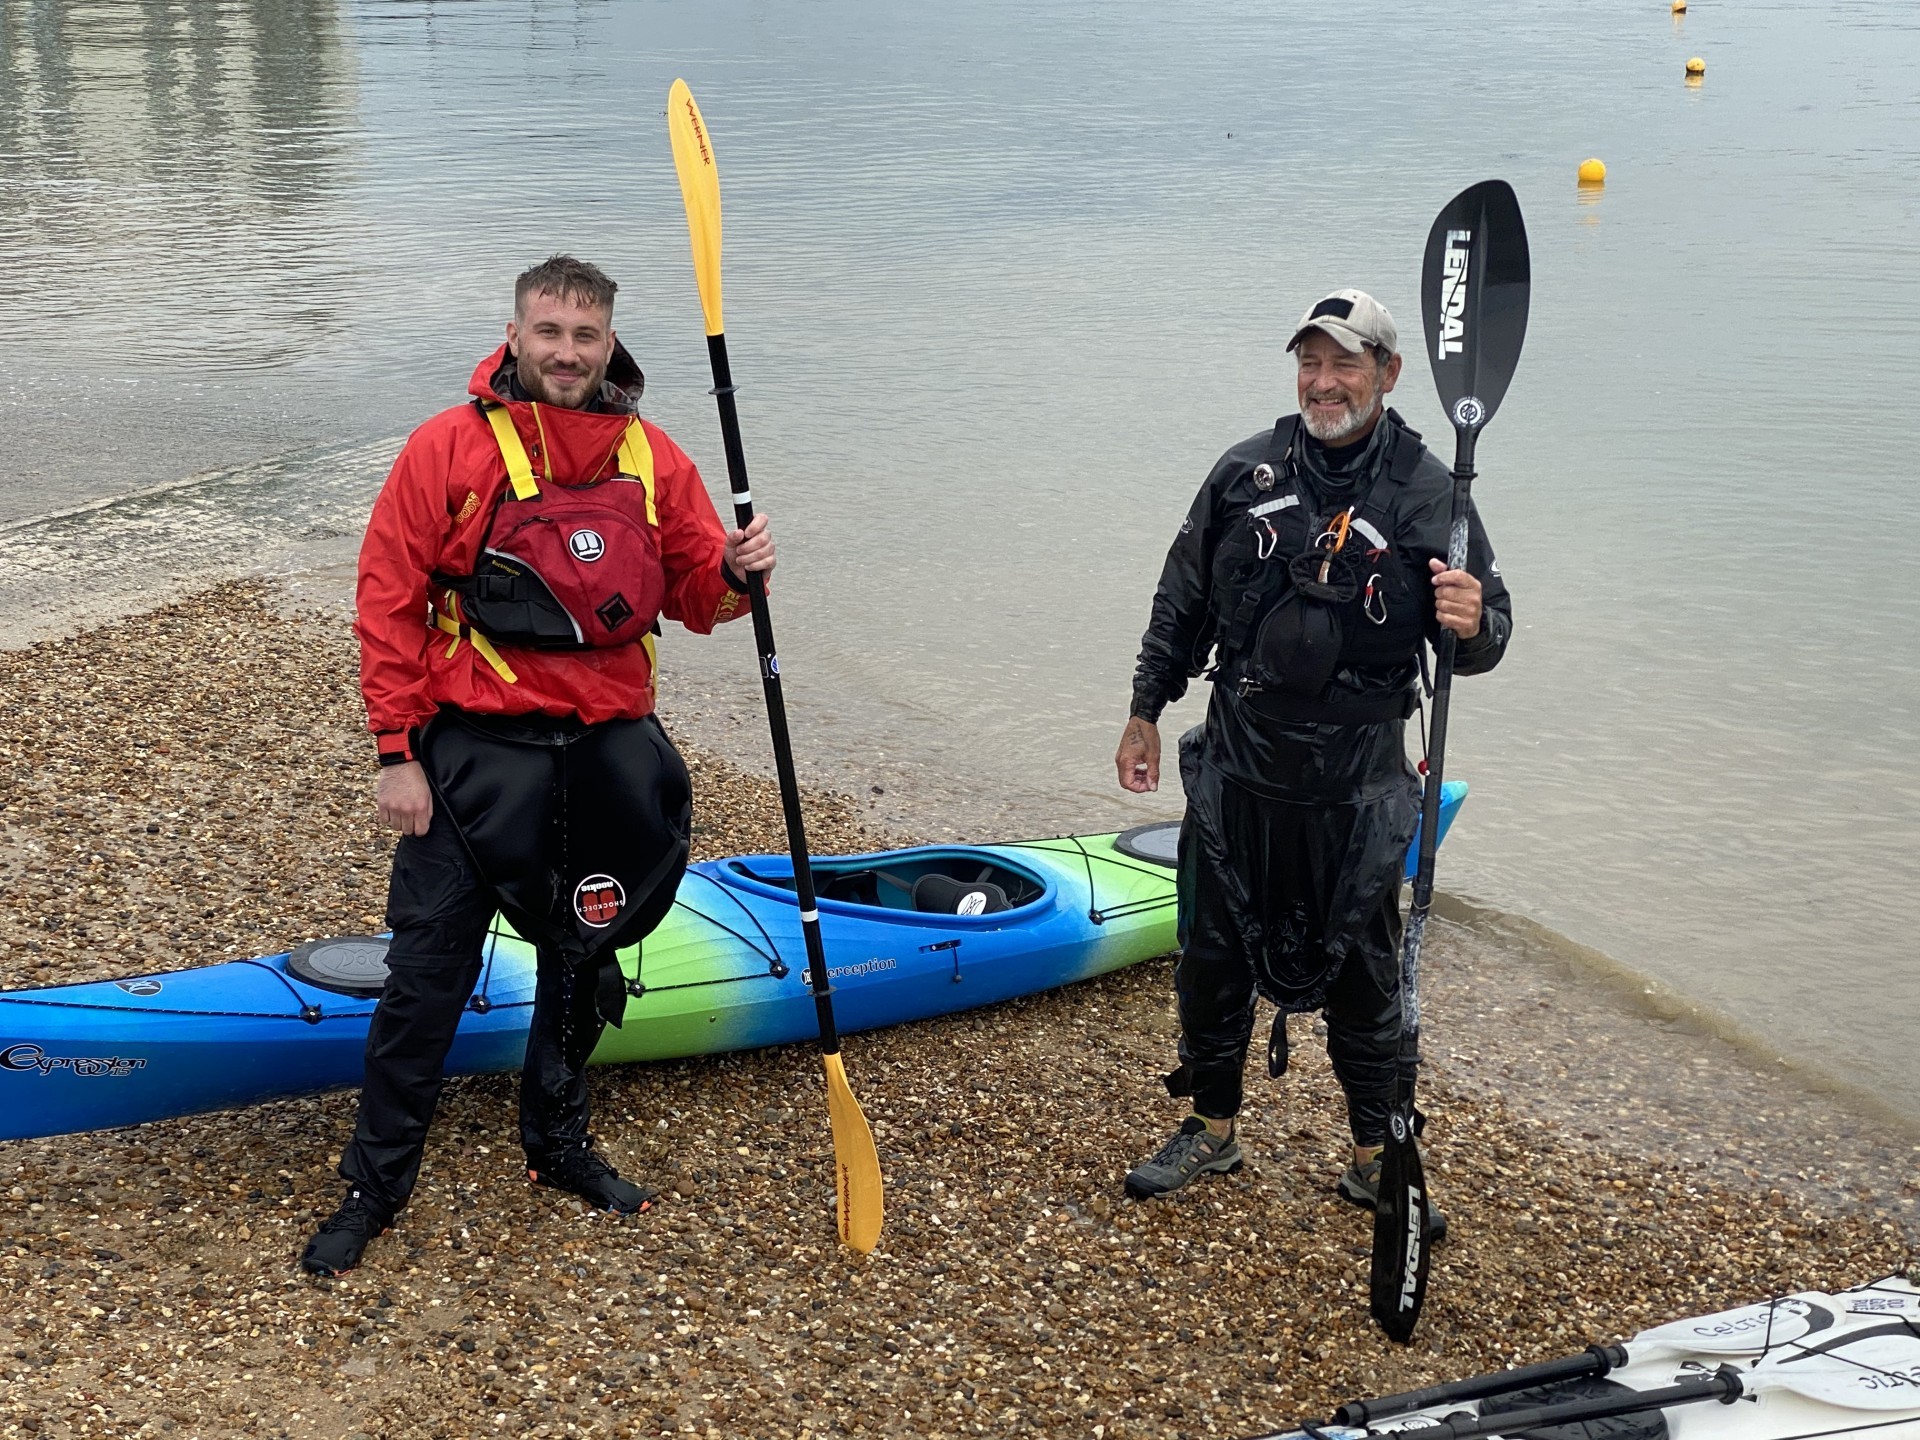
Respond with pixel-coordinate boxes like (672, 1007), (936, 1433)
(1002, 833), (1181, 925)
(665, 866), (791, 977)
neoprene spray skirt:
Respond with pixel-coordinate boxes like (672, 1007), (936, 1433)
(420, 708), (691, 1023)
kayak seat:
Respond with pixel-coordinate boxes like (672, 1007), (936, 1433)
(911, 874), (1012, 916)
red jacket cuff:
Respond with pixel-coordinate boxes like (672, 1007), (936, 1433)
(375, 730), (417, 767)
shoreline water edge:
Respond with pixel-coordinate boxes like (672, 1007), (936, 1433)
(1, 580), (1913, 1438)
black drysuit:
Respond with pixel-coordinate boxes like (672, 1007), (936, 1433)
(340, 709), (691, 1215)
(1130, 409), (1511, 1144)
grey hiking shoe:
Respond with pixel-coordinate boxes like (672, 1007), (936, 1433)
(1337, 1155), (1448, 1242)
(1124, 1117), (1244, 1200)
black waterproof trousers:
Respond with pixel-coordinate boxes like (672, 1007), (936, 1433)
(337, 808), (609, 1214)
(1173, 890), (1408, 1144)
(336, 708), (691, 1216)
(1171, 739), (1420, 1147)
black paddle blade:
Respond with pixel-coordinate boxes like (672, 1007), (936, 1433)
(1369, 1106), (1433, 1343)
(1422, 179), (1530, 435)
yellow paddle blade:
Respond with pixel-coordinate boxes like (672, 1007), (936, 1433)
(824, 1051), (884, 1253)
(667, 78), (725, 337)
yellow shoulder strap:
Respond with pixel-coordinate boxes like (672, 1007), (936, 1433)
(482, 403), (541, 501)
(616, 419), (658, 526)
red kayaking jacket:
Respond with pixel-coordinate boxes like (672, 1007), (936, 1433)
(356, 345), (748, 761)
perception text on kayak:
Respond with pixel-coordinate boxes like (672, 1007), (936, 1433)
(0, 1043), (147, 1078)
(824, 958), (898, 981)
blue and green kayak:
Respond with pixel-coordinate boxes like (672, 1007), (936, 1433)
(0, 783), (1465, 1143)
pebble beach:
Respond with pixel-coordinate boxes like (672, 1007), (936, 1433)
(2, 582), (1916, 1440)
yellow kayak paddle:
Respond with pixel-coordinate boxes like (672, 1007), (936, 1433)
(666, 78), (885, 1255)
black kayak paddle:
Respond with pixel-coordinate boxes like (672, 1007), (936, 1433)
(1370, 178), (1530, 1341)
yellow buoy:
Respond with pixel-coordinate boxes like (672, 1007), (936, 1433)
(1671, 0), (1685, 12)
(1685, 56), (1706, 74)
(1578, 157), (1607, 185)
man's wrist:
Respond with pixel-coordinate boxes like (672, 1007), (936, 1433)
(721, 559), (751, 594)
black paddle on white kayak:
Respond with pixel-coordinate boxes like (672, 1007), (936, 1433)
(1345, 1329), (1920, 1440)
(1339, 1289), (1868, 1423)
(1246, 1277), (1920, 1440)
(1370, 178), (1530, 1341)
(666, 79), (885, 1254)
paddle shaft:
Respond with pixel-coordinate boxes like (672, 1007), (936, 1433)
(703, 331), (841, 1053)
(1369, 431), (1475, 1342)
(1401, 427), (1476, 1034)
(1336, 1342), (1627, 1426)
(1383, 1368), (1739, 1440)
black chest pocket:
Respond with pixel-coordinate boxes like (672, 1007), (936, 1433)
(1340, 537), (1428, 666)
(1214, 493), (1309, 592)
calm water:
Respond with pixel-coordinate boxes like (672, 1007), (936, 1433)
(3, 1), (1917, 1119)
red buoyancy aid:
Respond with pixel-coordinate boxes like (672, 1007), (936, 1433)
(431, 402), (668, 684)
(356, 344), (750, 757)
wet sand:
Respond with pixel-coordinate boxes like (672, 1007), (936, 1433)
(1, 583), (1914, 1440)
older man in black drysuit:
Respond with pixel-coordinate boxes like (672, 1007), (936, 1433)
(1113, 289), (1512, 1227)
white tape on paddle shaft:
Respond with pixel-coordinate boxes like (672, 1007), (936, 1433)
(734, 489), (751, 507)
(1627, 1293), (1834, 1358)
(800, 909), (818, 924)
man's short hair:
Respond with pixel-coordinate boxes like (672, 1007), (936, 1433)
(515, 255), (618, 318)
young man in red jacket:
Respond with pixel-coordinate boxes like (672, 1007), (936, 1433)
(302, 255), (773, 1277)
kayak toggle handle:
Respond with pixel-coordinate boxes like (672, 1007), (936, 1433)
(918, 937), (965, 983)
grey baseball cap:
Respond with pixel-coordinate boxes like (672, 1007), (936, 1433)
(1286, 288), (1399, 355)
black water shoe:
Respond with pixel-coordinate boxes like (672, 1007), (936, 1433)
(300, 1189), (392, 1276)
(528, 1148), (657, 1215)
(1337, 1155), (1449, 1243)
(1124, 1116), (1244, 1200)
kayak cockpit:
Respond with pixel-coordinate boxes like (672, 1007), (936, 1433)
(719, 850), (1050, 919)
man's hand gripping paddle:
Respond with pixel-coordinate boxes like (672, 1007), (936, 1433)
(667, 79), (884, 1254)
(1370, 178), (1530, 1341)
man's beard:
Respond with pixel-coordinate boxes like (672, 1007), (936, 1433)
(517, 356), (605, 408)
(1301, 386), (1380, 443)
